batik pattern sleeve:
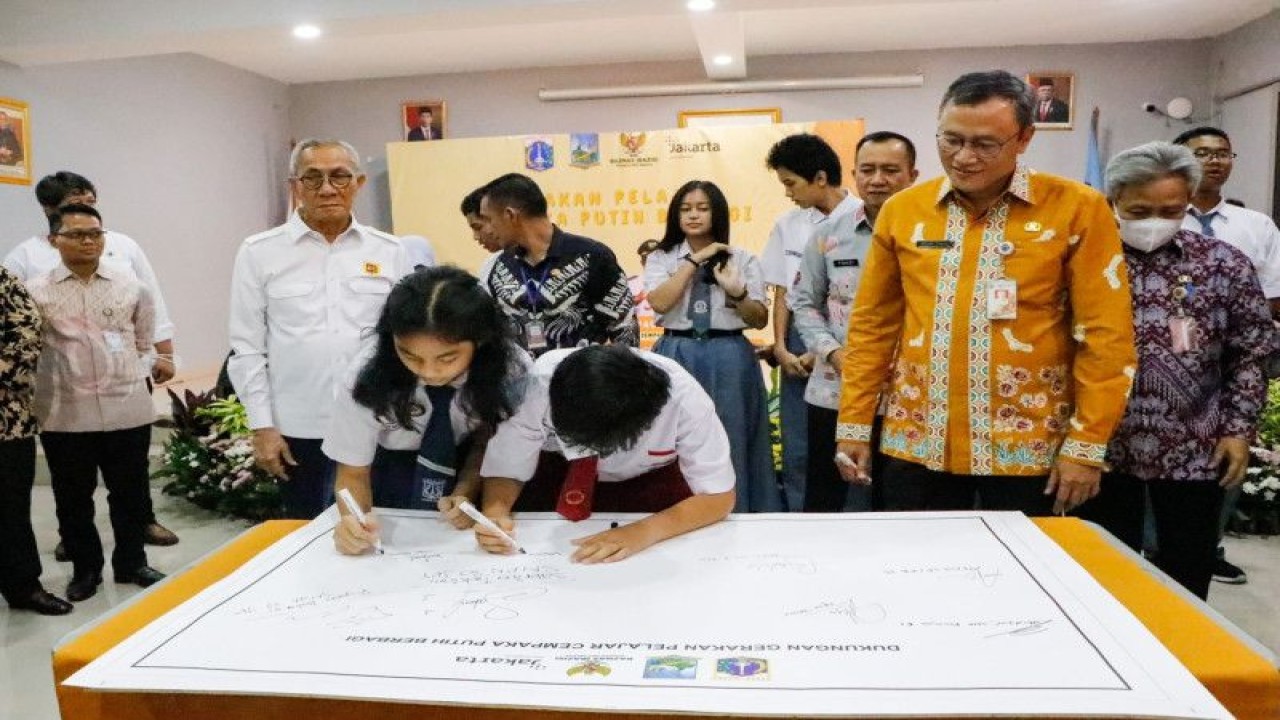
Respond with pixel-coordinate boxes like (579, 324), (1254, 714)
(790, 229), (839, 362)
(837, 213), (905, 443)
(1219, 252), (1277, 439)
(1059, 193), (1137, 467)
(587, 247), (639, 347)
(0, 269), (41, 440)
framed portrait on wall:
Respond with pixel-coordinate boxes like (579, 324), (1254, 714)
(0, 97), (32, 185)
(1026, 73), (1074, 130)
(401, 100), (447, 142)
(677, 107), (781, 129)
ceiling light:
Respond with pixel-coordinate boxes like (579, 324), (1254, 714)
(687, 0), (716, 11)
(292, 24), (322, 40)
(713, 55), (733, 66)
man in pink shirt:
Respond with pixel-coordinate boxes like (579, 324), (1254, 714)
(28, 204), (165, 602)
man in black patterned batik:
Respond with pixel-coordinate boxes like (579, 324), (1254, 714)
(476, 173), (637, 356)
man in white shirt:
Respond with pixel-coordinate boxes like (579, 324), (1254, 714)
(1174, 126), (1280, 586)
(2, 171), (180, 548)
(760, 134), (860, 511)
(227, 139), (410, 519)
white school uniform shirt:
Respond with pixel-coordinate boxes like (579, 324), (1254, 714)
(3, 230), (176, 342)
(480, 348), (735, 495)
(641, 243), (765, 331)
(322, 341), (534, 466)
(227, 212), (410, 439)
(1184, 200), (1280, 298)
(758, 191), (859, 295)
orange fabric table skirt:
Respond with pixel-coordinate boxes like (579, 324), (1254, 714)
(53, 518), (1280, 719)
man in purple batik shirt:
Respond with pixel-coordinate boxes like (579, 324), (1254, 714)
(1078, 141), (1276, 600)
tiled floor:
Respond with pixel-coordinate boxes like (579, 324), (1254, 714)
(2, 485), (1277, 720)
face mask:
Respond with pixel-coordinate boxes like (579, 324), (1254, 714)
(1116, 216), (1181, 253)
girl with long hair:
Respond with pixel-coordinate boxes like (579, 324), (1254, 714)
(642, 180), (781, 512)
(323, 266), (530, 555)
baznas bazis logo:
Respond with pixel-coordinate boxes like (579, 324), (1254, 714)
(566, 660), (611, 676)
(619, 132), (647, 156)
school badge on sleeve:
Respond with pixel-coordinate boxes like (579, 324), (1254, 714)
(524, 136), (555, 171)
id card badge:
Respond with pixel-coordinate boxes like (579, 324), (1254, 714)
(102, 331), (126, 353)
(525, 320), (548, 350)
(987, 279), (1018, 320)
(1169, 316), (1198, 353)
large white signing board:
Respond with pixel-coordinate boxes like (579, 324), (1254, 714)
(67, 511), (1230, 718)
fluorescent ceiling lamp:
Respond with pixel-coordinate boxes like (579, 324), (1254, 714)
(292, 24), (322, 40)
(687, 0), (716, 11)
(539, 75), (924, 102)
(713, 54), (733, 66)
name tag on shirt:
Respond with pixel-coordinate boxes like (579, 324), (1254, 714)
(915, 240), (954, 249)
(987, 279), (1018, 320)
(833, 259), (860, 268)
(525, 320), (547, 350)
(103, 331), (126, 353)
(1170, 316), (1198, 353)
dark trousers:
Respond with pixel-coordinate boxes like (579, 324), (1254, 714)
(880, 456), (1053, 516)
(1076, 473), (1223, 600)
(280, 436), (336, 520)
(0, 437), (43, 603)
(803, 405), (872, 512)
(41, 425), (151, 577)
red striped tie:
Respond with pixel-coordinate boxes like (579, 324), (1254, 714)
(557, 456), (599, 521)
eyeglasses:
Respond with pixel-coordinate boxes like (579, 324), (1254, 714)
(1191, 150), (1237, 161)
(936, 130), (1022, 161)
(294, 171), (357, 190)
(55, 229), (106, 242)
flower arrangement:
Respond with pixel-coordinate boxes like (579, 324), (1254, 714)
(154, 388), (284, 521)
(1240, 379), (1280, 535)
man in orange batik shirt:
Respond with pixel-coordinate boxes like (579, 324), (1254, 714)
(835, 70), (1136, 516)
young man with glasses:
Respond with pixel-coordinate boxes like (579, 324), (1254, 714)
(834, 70), (1136, 516)
(1173, 126), (1280, 586)
(3, 171), (181, 551)
(227, 139), (410, 519)
(28, 205), (167, 601)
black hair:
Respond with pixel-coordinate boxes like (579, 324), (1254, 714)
(351, 266), (519, 432)
(480, 173), (548, 218)
(1172, 126), (1231, 147)
(36, 171), (96, 211)
(764, 134), (841, 185)
(856, 131), (918, 168)
(460, 187), (484, 217)
(940, 71), (1034, 130)
(48, 203), (102, 234)
(657, 180), (730, 254)
(418, 107), (433, 115)
(549, 346), (671, 457)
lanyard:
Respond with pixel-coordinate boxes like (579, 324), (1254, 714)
(518, 262), (552, 313)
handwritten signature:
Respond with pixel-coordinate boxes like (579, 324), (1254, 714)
(785, 597), (887, 624)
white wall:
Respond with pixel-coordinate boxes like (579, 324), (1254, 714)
(1212, 9), (1280, 218)
(289, 39), (1213, 234)
(0, 53), (290, 374)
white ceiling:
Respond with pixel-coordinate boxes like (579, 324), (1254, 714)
(0, 0), (1274, 85)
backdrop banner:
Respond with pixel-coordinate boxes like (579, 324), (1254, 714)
(388, 120), (865, 280)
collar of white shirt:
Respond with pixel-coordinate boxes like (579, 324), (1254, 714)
(285, 209), (365, 244)
(52, 262), (118, 284)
